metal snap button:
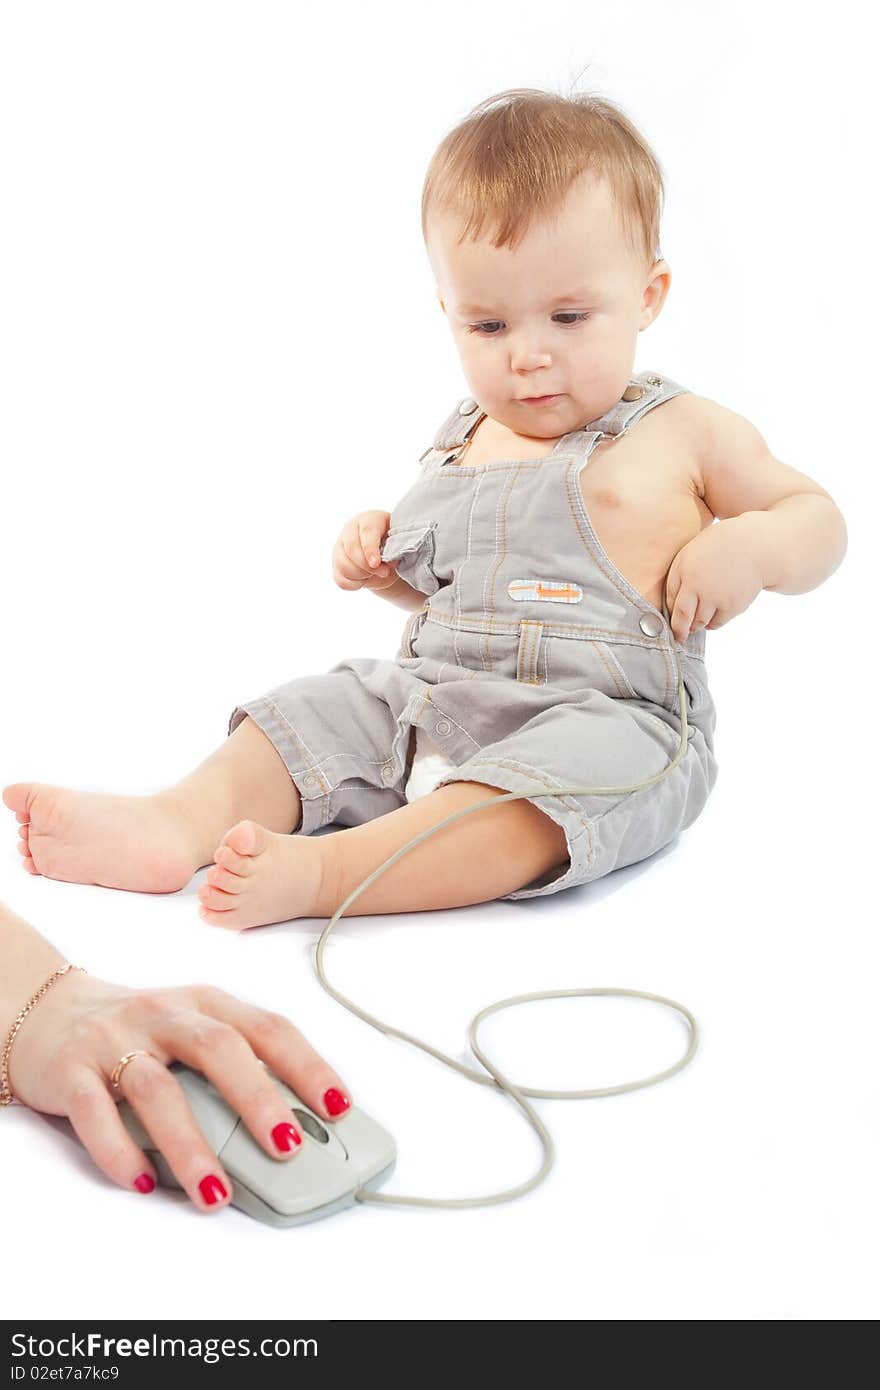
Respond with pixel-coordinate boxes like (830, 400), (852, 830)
(646, 374), (663, 386)
(381, 763), (395, 783)
(435, 720), (452, 737)
(639, 613), (664, 638)
(622, 384), (643, 402)
(458, 397), (478, 415)
(303, 773), (318, 788)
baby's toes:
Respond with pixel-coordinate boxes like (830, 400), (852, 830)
(18, 825), (41, 874)
(213, 843), (254, 876)
(16, 834), (36, 867)
(205, 864), (245, 894)
(197, 883), (236, 911)
(2, 783), (32, 816)
(198, 904), (240, 930)
(220, 819), (268, 859)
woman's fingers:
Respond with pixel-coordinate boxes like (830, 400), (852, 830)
(189, 986), (352, 1126)
(147, 1007), (310, 1162)
(62, 1064), (165, 1203)
(94, 1051), (237, 1212)
(47, 981), (352, 1215)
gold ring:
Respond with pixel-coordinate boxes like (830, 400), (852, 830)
(110, 1050), (153, 1091)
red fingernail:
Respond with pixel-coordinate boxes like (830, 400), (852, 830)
(134, 1173), (155, 1194)
(272, 1121), (302, 1152)
(324, 1088), (350, 1116)
(199, 1174), (228, 1205)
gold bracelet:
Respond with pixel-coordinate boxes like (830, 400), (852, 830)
(0, 964), (87, 1107)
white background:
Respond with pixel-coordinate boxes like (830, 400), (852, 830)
(1, 0), (875, 1322)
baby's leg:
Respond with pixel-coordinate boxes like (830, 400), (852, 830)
(2, 716), (300, 893)
(196, 780), (569, 929)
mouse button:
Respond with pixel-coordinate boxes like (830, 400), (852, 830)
(249, 1068), (348, 1158)
(285, 1107), (347, 1159)
(291, 1107), (330, 1144)
(167, 1064), (242, 1152)
(327, 1108), (397, 1178)
(219, 1122), (354, 1218)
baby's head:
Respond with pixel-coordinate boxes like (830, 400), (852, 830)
(422, 88), (671, 436)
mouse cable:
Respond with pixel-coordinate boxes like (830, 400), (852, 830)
(314, 595), (699, 1209)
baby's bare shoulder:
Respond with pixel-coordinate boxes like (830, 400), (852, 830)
(611, 389), (713, 464)
(651, 389), (721, 449)
(648, 390), (758, 491)
(673, 390), (835, 520)
(613, 388), (707, 487)
(670, 390), (768, 458)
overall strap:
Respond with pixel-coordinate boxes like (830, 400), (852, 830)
(421, 396), (486, 458)
(421, 370), (690, 461)
(580, 370), (690, 441)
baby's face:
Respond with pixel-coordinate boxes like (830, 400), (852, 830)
(428, 170), (670, 438)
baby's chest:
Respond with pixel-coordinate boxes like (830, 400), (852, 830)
(583, 425), (711, 545)
(385, 419), (712, 610)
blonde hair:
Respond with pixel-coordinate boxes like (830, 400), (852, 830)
(421, 86), (665, 272)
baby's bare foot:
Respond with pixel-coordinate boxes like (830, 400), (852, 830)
(197, 820), (330, 930)
(2, 782), (204, 892)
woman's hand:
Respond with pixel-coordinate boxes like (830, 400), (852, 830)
(332, 509), (399, 592)
(9, 969), (352, 1213)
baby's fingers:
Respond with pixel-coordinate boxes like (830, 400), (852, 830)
(356, 520), (392, 577)
(669, 586), (699, 644)
(332, 540), (370, 590)
(334, 532), (389, 587)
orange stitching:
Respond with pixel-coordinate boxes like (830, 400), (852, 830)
(535, 582), (580, 601)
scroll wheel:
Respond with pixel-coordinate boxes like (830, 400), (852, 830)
(291, 1107), (329, 1144)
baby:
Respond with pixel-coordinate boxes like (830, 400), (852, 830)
(3, 88), (847, 927)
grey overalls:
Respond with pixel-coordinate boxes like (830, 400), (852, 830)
(229, 370), (719, 901)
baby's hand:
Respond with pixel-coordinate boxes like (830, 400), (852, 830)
(332, 510), (399, 592)
(664, 518), (765, 643)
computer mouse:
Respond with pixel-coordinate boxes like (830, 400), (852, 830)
(115, 1061), (396, 1226)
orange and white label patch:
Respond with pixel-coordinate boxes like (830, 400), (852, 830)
(508, 579), (583, 604)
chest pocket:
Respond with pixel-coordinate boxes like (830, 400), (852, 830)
(380, 521), (440, 597)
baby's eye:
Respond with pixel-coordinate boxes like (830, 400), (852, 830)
(466, 312), (591, 335)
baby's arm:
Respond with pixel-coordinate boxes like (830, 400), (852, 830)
(663, 398), (848, 642)
(372, 573), (428, 612)
(691, 398), (848, 593)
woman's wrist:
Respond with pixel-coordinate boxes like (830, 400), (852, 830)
(0, 903), (72, 1041)
(1, 963), (87, 1105)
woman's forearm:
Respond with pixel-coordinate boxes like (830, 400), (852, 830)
(0, 902), (69, 1039)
